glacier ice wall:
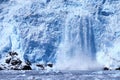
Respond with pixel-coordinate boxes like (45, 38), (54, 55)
(0, 0), (120, 70)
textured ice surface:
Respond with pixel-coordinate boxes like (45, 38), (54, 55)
(0, 0), (120, 70)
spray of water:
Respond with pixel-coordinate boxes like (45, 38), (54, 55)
(54, 15), (101, 70)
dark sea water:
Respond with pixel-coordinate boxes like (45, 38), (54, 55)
(0, 70), (119, 80)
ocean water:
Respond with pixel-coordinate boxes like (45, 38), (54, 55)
(0, 70), (120, 80)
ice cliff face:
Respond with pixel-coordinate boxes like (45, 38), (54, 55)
(0, 0), (120, 70)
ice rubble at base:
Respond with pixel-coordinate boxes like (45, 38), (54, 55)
(0, 0), (120, 70)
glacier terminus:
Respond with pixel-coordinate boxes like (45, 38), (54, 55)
(0, 0), (120, 71)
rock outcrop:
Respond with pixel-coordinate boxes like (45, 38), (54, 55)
(36, 63), (53, 70)
(103, 67), (110, 70)
(115, 67), (120, 70)
(0, 51), (54, 70)
(0, 51), (32, 70)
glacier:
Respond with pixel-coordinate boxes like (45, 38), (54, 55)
(0, 0), (120, 70)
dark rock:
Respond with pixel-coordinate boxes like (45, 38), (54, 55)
(5, 58), (11, 64)
(0, 67), (3, 70)
(22, 65), (32, 70)
(115, 67), (120, 70)
(103, 67), (109, 70)
(13, 68), (20, 70)
(47, 64), (53, 68)
(36, 64), (45, 70)
(11, 60), (18, 65)
(9, 52), (18, 56)
(11, 59), (22, 65)
(0, 51), (33, 70)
